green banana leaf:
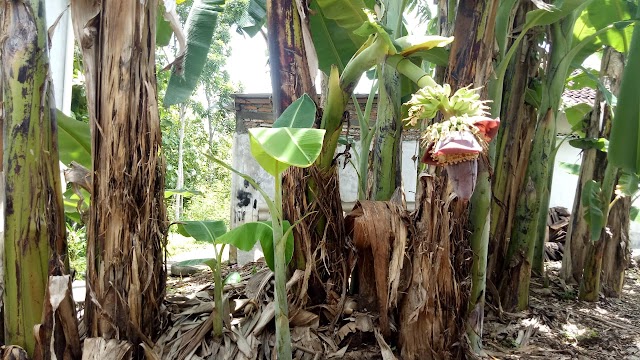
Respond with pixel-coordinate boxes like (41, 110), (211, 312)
(309, 0), (369, 74)
(57, 110), (91, 168)
(249, 128), (326, 176)
(164, 0), (224, 106)
(157, 3), (174, 47)
(239, 0), (266, 37)
(272, 94), (317, 128)
(177, 220), (228, 242)
(395, 35), (454, 57)
(215, 221), (294, 271)
(617, 170), (640, 197)
(571, 0), (636, 67)
(608, 5), (640, 173)
(257, 221), (294, 271)
(568, 137), (608, 152)
(496, 0), (591, 84)
(564, 102), (593, 136)
(581, 180), (605, 241)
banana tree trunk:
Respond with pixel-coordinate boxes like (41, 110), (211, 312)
(501, 13), (578, 310)
(501, 108), (554, 311)
(399, 1), (498, 358)
(488, 0), (538, 287)
(563, 48), (624, 284)
(370, 66), (402, 200)
(70, 1), (167, 358)
(579, 162), (618, 301)
(1, 0), (70, 356)
(576, 48), (625, 301)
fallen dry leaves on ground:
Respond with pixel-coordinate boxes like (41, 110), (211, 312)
(161, 258), (640, 359)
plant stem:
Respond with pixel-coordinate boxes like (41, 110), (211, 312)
(466, 168), (491, 353)
(273, 169), (292, 360)
(386, 55), (437, 88)
(212, 244), (224, 337)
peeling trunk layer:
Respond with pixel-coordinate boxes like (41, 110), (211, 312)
(283, 166), (354, 315)
(602, 195), (631, 297)
(70, 1), (167, 357)
(1, 0), (68, 355)
(345, 200), (408, 337)
(34, 275), (81, 360)
(399, 176), (470, 360)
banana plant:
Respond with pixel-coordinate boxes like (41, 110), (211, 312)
(170, 219), (294, 336)
(578, 3), (640, 300)
(210, 94), (324, 360)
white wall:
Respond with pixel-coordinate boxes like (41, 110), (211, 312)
(45, 1), (74, 115)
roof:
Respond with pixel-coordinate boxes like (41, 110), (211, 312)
(562, 88), (597, 107)
(233, 93), (422, 140)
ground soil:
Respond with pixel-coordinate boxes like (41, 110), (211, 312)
(165, 261), (640, 359)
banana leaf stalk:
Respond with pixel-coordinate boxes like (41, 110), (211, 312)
(272, 168), (291, 359)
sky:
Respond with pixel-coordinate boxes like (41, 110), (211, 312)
(225, 31), (272, 94)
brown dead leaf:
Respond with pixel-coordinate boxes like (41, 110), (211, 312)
(374, 329), (397, 360)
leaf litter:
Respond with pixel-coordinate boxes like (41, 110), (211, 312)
(157, 253), (640, 359)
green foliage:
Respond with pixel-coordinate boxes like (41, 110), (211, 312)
(215, 221), (294, 270)
(237, 0), (266, 36)
(309, 0), (369, 73)
(249, 95), (324, 176)
(57, 110), (91, 168)
(582, 180), (605, 241)
(249, 128), (326, 176)
(395, 35), (454, 56)
(609, 6), (640, 173)
(67, 223), (87, 279)
(176, 220), (228, 241)
(272, 94), (317, 128)
(157, 2), (174, 46)
(568, 137), (609, 152)
(525, 0), (590, 27)
(617, 169), (640, 197)
(564, 103), (592, 136)
(559, 161), (581, 175)
(572, 0), (637, 67)
(164, 188), (203, 198)
(164, 0), (225, 106)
